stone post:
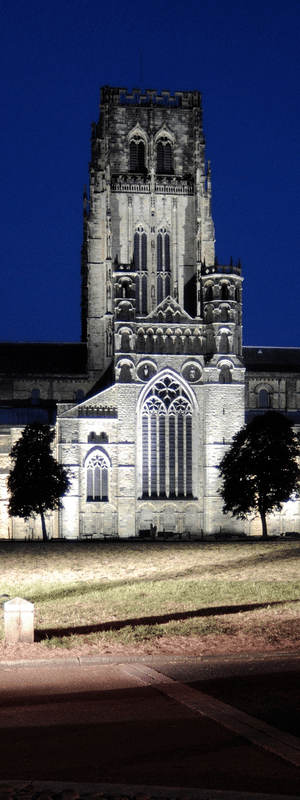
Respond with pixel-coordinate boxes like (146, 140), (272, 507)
(4, 597), (34, 644)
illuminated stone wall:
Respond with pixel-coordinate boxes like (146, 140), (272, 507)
(1, 87), (300, 538)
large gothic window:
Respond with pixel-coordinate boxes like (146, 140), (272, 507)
(134, 227), (147, 314)
(157, 138), (173, 174)
(157, 228), (171, 304)
(130, 137), (145, 172)
(86, 451), (109, 502)
(141, 376), (193, 499)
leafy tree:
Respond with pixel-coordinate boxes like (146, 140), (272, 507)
(7, 423), (71, 541)
(219, 411), (300, 538)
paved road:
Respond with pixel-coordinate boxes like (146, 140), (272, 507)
(0, 653), (299, 797)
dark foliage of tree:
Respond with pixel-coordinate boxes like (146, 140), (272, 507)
(219, 411), (300, 538)
(7, 423), (71, 541)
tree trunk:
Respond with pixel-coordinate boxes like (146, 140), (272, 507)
(259, 506), (268, 539)
(40, 509), (48, 541)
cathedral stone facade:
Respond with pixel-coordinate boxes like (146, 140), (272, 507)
(1, 86), (300, 539)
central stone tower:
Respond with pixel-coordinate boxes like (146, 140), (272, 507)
(81, 87), (234, 371)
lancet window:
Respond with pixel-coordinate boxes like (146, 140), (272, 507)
(141, 375), (193, 499)
(157, 228), (171, 304)
(86, 451), (109, 502)
(134, 226), (148, 314)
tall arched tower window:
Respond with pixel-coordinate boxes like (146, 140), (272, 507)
(86, 451), (109, 502)
(157, 228), (171, 304)
(141, 375), (193, 499)
(134, 226), (147, 314)
(130, 137), (145, 172)
(157, 138), (173, 174)
(134, 228), (147, 270)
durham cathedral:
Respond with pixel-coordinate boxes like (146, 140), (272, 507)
(1, 86), (300, 539)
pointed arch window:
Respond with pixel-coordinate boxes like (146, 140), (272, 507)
(134, 226), (148, 314)
(157, 228), (170, 304)
(86, 451), (109, 502)
(141, 375), (193, 499)
(157, 229), (170, 272)
(157, 138), (173, 174)
(134, 227), (147, 270)
(130, 137), (145, 172)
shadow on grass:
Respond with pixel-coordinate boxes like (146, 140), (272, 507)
(34, 597), (300, 641)
(27, 545), (300, 602)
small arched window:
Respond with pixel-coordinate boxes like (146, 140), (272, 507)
(219, 366), (232, 384)
(205, 285), (213, 301)
(220, 305), (229, 322)
(130, 137), (145, 172)
(221, 283), (229, 300)
(205, 306), (213, 324)
(31, 388), (40, 406)
(118, 301), (131, 322)
(157, 138), (173, 174)
(120, 330), (130, 352)
(86, 451), (109, 502)
(220, 333), (230, 354)
(258, 389), (270, 408)
(146, 330), (154, 353)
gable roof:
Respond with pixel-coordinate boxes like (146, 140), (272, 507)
(243, 346), (300, 373)
(146, 296), (193, 323)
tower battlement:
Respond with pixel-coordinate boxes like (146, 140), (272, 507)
(100, 86), (201, 109)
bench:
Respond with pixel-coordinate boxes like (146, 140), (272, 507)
(81, 532), (118, 540)
(157, 530), (179, 540)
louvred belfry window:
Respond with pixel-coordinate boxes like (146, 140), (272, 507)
(157, 138), (173, 174)
(141, 376), (193, 499)
(130, 138), (145, 172)
(86, 452), (109, 501)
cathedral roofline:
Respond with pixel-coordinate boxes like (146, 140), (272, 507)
(0, 342), (87, 376)
(243, 346), (300, 372)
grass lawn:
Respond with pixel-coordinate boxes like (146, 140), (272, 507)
(0, 539), (299, 658)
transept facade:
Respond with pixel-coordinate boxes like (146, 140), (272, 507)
(0, 86), (299, 538)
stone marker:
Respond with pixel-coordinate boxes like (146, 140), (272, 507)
(4, 597), (34, 644)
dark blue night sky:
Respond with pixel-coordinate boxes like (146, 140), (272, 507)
(1, 0), (299, 346)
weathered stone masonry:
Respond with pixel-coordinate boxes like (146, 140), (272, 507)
(0, 86), (300, 538)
